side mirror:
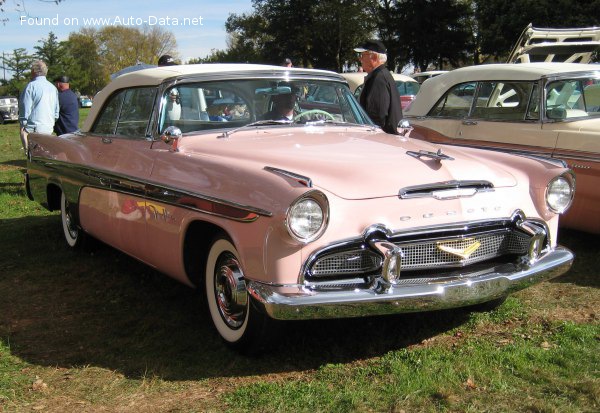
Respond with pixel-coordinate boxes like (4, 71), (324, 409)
(160, 126), (182, 151)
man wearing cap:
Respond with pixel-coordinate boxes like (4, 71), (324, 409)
(158, 55), (177, 66)
(18, 60), (59, 153)
(354, 39), (403, 134)
(54, 75), (79, 135)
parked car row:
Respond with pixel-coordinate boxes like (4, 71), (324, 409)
(25, 63), (575, 352)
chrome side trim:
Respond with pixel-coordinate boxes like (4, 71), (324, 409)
(248, 246), (573, 320)
(30, 157), (273, 222)
(264, 166), (312, 187)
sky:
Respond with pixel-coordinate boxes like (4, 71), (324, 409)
(0, 0), (254, 65)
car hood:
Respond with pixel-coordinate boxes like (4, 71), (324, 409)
(179, 126), (518, 200)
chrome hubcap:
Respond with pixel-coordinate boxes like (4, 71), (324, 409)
(215, 252), (247, 329)
(63, 199), (78, 239)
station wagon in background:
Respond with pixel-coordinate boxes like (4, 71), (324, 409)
(342, 72), (421, 110)
(25, 64), (575, 352)
(404, 63), (600, 233)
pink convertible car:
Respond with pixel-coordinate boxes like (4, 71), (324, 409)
(25, 64), (574, 352)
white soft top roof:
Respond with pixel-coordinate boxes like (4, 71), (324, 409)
(83, 63), (341, 131)
(405, 63), (600, 116)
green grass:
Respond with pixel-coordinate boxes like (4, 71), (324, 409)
(0, 115), (599, 412)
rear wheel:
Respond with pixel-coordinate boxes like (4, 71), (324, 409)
(205, 236), (271, 353)
(60, 192), (85, 248)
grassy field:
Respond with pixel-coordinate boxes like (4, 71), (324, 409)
(0, 115), (598, 412)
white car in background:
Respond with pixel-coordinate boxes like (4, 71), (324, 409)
(410, 70), (448, 84)
(342, 72), (421, 110)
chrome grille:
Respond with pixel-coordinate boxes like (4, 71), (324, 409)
(311, 250), (382, 276)
(308, 229), (531, 279)
(401, 231), (529, 269)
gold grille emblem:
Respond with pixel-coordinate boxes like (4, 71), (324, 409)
(437, 238), (481, 260)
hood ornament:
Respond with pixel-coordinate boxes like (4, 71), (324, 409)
(406, 149), (454, 162)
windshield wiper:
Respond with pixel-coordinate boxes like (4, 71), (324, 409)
(218, 119), (292, 138)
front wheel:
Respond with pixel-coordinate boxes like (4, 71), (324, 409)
(205, 237), (271, 353)
(61, 192), (85, 248)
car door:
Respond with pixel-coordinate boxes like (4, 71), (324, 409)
(409, 81), (475, 143)
(78, 86), (159, 262)
(549, 79), (600, 232)
(454, 81), (558, 156)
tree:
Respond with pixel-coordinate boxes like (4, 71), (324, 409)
(394, 0), (473, 71)
(59, 25), (177, 95)
(222, 0), (377, 72)
(64, 29), (105, 96)
(1, 48), (33, 95)
(96, 26), (177, 75)
(34, 32), (66, 80)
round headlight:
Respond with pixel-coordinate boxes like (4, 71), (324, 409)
(546, 175), (574, 213)
(286, 193), (328, 242)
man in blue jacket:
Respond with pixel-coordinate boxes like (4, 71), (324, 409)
(354, 39), (402, 134)
(18, 60), (59, 154)
(54, 75), (79, 135)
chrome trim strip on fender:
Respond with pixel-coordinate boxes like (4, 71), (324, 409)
(248, 246), (573, 320)
(29, 157), (273, 222)
(264, 166), (313, 187)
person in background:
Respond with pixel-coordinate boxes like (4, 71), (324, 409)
(354, 39), (402, 134)
(262, 89), (298, 121)
(158, 55), (177, 66)
(282, 58), (293, 68)
(165, 88), (181, 121)
(18, 60), (59, 154)
(54, 75), (79, 135)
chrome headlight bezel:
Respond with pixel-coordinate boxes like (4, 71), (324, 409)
(285, 190), (329, 243)
(546, 172), (575, 214)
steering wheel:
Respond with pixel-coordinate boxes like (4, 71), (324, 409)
(294, 109), (335, 122)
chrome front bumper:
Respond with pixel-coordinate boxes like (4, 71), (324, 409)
(247, 247), (573, 320)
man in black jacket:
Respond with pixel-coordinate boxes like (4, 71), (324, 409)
(354, 39), (402, 134)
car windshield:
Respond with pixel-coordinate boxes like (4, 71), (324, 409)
(159, 78), (373, 134)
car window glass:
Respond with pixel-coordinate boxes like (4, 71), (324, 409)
(159, 79), (370, 134)
(546, 79), (599, 119)
(115, 88), (157, 137)
(428, 82), (476, 118)
(396, 81), (420, 96)
(92, 90), (125, 134)
(471, 81), (534, 121)
(354, 85), (362, 99)
(526, 83), (540, 120)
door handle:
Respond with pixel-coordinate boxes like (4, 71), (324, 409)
(102, 137), (112, 144)
(462, 120), (478, 126)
